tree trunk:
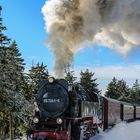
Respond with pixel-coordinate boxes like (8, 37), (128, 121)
(0, 126), (6, 140)
(0, 128), (2, 139)
(0, 113), (5, 140)
(9, 113), (14, 140)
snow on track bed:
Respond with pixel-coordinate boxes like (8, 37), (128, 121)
(90, 121), (140, 140)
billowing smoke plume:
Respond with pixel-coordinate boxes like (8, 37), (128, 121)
(42, 0), (140, 78)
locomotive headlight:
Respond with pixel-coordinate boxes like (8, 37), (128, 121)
(33, 117), (39, 124)
(48, 77), (55, 83)
(56, 118), (63, 124)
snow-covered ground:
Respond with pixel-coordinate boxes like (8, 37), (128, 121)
(15, 121), (140, 140)
(91, 121), (140, 140)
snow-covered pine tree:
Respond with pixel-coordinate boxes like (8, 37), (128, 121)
(129, 79), (140, 104)
(0, 6), (33, 139)
(27, 63), (49, 96)
(0, 6), (12, 139)
(80, 69), (100, 101)
(105, 77), (120, 99)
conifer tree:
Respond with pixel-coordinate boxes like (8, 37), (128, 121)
(105, 78), (130, 101)
(1, 42), (27, 140)
(105, 77), (120, 99)
(27, 63), (49, 96)
(80, 69), (100, 101)
(129, 79), (140, 104)
(0, 7), (29, 139)
(117, 79), (130, 101)
(0, 7), (12, 138)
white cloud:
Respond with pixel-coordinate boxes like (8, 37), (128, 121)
(74, 65), (140, 93)
(93, 65), (140, 79)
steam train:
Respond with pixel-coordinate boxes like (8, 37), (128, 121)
(27, 77), (140, 140)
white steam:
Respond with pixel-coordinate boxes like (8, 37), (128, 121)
(42, 0), (140, 78)
(91, 121), (140, 140)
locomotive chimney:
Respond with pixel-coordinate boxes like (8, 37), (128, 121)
(68, 82), (73, 92)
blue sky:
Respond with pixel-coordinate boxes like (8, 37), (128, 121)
(1, 0), (140, 91)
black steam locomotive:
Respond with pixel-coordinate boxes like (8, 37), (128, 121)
(27, 77), (140, 140)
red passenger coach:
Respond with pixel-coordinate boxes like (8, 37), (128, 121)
(102, 96), (140, 130)
(123, 104), (134, 121)
(102, 97), (122, 130)
(136, 106), (140, 118)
